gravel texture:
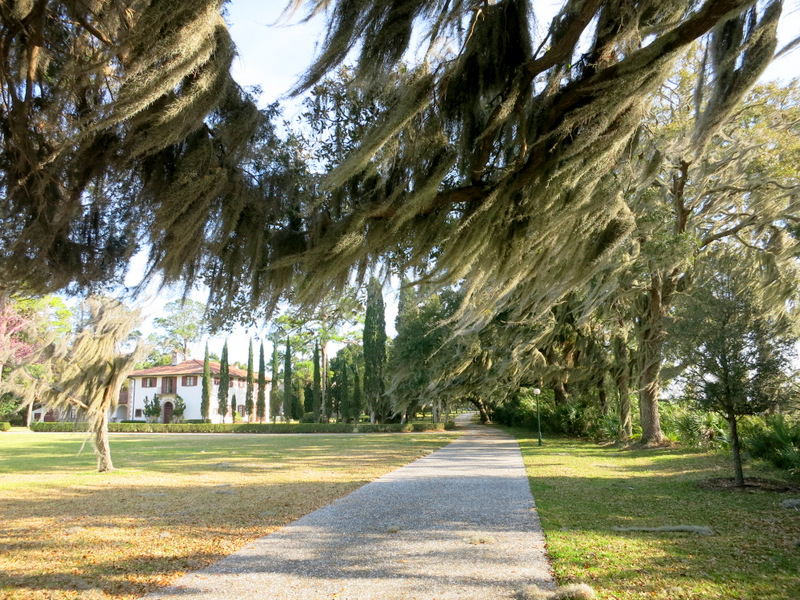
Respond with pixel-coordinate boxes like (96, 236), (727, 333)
(145, 415), (555, 599)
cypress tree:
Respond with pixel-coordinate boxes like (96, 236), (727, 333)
(283, 336), (292, 422)
(313, 341), (322, 421)
(201, 342), (211, 421)
(245, 338), (254, 421)
(352, 365), (363, 424)
(304, 382), (314, 413)
(256, 341), (267, 422)
(231, 392), (238, 422)
(270, 340), (280, 421)
(217, 340), (229, 423)
(363, 277), (387, 423)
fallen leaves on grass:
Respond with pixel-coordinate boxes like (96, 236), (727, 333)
(0, 432), (457, 600)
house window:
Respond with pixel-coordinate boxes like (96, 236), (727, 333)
(238, 379), (246, 388)
(135, 409), (143, 418)
(182, 375), (198, 386)
(142, 377), (157, 388)
(162, 376), (177, 394)
(214, 378), (220, 385)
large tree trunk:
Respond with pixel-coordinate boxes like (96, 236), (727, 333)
(637, 162), (690, 444)
(597, 379), (608, 417)
(637, 273), (675, 444)
(95, 410), (113, 472)
(613, 334), (632, 440)
(551, 379), (569, 406)
(727, 411), (745, 487)
(470, 396), (491, 424)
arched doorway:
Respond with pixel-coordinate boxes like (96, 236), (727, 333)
(163, 401), (174, 424)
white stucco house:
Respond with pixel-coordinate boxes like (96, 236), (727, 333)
(122, 358), (271, 423)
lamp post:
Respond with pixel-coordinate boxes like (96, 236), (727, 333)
(533, 387), (542, 446)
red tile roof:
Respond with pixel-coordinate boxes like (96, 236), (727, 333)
(129, 359), (259, 379)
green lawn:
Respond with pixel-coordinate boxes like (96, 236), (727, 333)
(513, 432), (800, 600)
(0, 430), (458, 600)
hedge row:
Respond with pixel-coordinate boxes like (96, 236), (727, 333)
(29, 421), (454, 434)
(1, 422), (11, 432)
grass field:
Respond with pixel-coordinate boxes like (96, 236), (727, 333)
(0, 430), (458, 600)
(513, 432), (800, 600)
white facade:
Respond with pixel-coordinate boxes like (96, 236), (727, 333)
(124, 359), (270, 424)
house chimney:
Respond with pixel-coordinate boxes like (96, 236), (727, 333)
(171, 352), (184, 366)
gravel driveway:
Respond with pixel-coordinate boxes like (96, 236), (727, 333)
(145, 415), (555, 599)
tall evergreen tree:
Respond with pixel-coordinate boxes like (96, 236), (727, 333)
(332, 344), (363, 423)
(245, 338), (255, 421)
(217, 340), (229, 423)
(352, 366), (363, 424)
(363, 277), (388, 423)
(671, 251), (799, 486)
(201, 342), (211, 421)
(256, 341), (267, 422)
(313, 341), (322, 421)
(283, 336), (292, 422)
(270, 340), (280, 421)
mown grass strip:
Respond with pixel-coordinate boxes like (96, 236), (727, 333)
(0, 430), (458, 600)
(512, 431), (800, 600)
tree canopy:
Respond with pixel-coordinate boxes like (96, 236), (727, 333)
(2, 1), (789, 335)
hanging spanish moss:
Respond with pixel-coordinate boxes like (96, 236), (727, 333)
(239, 0), (781, 333)
(0, 1), (787, 337)
(0, 1), (260, 296)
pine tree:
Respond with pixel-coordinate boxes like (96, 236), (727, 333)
(256, 341), (267, 422)
(245, 338), (254, 421)
(201, 342), (211, 421)
(363, 277), (387, 423)
(217, 340), (229, 423)
(283, 336), (292, 422)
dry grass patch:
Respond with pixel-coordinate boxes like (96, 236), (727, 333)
(0, 431), (458, 599)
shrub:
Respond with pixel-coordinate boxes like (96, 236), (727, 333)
(299, 412), (317, 423)
(143, 395), (161, 422)
(29, 420), (453, 434)
(172, 395), (186, 422)
(1, 421), (11, 431)
(2, 413), (25, 426)
(597, 414), (623, 441)
(444, 420), (456, 430)
(30, 422), (89, 432)
(743, 415), (800, 478)
(659, 404), (729, 449)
